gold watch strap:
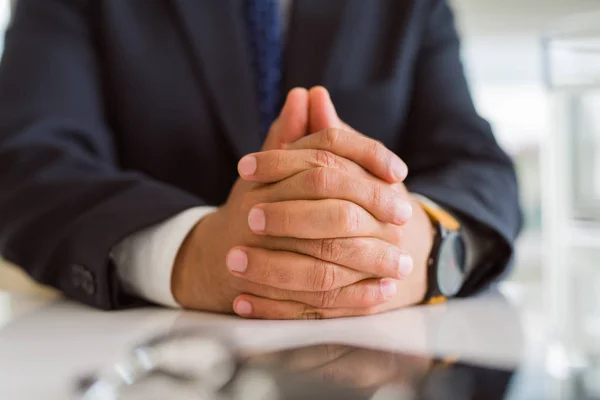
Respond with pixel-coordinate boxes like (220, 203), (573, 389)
(426, 296), (448, 305)
(417, 198), (461, 231)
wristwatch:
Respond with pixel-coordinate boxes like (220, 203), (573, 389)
(416, 198), (467, 305)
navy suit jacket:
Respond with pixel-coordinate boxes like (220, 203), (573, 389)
(0, 0), (522, 309)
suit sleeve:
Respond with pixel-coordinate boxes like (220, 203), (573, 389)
(398, 0), (523, 294)
(0, 0), (205, 309)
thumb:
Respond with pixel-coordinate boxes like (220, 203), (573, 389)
(308, 86), (341, 133)
(309, 86), (355, 133)
(262, 88), (309, 151)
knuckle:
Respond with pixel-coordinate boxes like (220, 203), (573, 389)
(337, 160), (350, 173)
(367, 138), (383, 158)
(311, 261), (336, 291)
(369, 183), (384, 210)
(338, 203), (361, 234)
(269, 151), (287, 170)
(264, 258), (292, 285)
(280, 206), (294, 234)
(314, 149), (339, 169)
(318, 238), (344, 262)
(367, 139), (391, 167)
(259, 256), (275, 281)
(309, 149), (321, 167)
(317, 288), (342, 308)
(305, 239), (325, 259)
(308, 167), (333, 195)
(321, 128), (341, 148)
(376, 247), (392, 275)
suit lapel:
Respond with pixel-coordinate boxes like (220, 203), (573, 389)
(172, 0), (261, 157)
(171, 0), (365, 156)
(283, 0), (363, 92)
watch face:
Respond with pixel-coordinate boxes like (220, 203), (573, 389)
(436, 231), (466, 297)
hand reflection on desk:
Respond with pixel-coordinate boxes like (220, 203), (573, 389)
(245, 344), (432, 391)
(244, 344), (515, 400)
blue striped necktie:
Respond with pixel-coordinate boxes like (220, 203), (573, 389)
(244, 0), (283, 137)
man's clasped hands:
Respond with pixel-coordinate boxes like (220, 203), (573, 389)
(172, 87), (434, 319)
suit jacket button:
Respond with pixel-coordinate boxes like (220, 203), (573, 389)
(71, 264), (96, 296)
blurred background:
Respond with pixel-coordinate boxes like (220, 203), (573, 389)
(0, 0), (599, 291)
(450, 0), (600, 285)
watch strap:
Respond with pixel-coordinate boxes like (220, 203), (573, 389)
(416, 197), (461, 231)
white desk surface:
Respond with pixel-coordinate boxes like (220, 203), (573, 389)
(0, 282), (546, 399)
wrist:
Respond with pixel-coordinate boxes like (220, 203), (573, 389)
(171, 210), (219, 308)
(399, 198), (435, 304)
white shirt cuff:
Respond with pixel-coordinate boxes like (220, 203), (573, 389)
(111, 206), (218, 308)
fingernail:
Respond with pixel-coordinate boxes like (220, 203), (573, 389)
(226, 249), (248, 273)
(395, 200), (413, 223)
(380, 280), (397, 299)
(398, 254), (414, 278)
(248, 208), (266, 232)
(238, 156), (257, 177)
(235, 300), (252, 316)
(391, 157), (408, 181)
